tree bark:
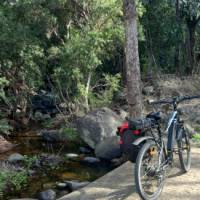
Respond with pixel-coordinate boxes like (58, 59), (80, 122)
(123, 0), (142, 118)
(186, 16), (200, 74)
(175, 0), (181, 75)
(186, 22), (196, 74)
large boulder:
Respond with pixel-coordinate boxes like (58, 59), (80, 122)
(76, 107), (123, 149)
(95, 136), (121, 160)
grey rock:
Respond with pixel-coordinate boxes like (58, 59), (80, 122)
(8, 153), (24, 163)
(38, 189), (56, 200)
(142, 86), (154, 95)
(95, 136), (121, 160)
(56, 182), (68, 190)
(83, 157), (100, 164)
(65, 153), (79, 160)
(77, 107), (123, 149)
(64, 181), (90, 191)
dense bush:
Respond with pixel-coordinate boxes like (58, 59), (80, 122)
(0, 0), (200, 128)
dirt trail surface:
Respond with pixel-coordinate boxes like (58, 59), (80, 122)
(58, 146), (200, 200)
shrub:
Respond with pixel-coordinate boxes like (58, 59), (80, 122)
(0, 164), (28, 195)
(60, 127), (80, 143)
(193, 134), (200, 142)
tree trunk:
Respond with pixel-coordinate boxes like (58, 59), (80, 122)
(186, 23), (196, 74)
(85, 71), (92, 113)
(123, 0), (142, 118)
(175, 0), (181, 75)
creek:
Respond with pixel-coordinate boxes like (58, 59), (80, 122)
(1, 131), (114, 200)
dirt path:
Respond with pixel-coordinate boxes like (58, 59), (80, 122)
(58, 146), (200, 200)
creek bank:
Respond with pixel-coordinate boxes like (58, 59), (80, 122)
(0, 136), (16, 153)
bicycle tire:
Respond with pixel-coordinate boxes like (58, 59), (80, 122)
(135, 141), (165, 200)
(177, 127), (191, 172)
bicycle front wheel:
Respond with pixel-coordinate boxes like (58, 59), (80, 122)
(177, 127), (191, 172)
(135, 141), (166, 200)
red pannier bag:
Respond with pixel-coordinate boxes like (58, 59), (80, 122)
(117, 117), (154, 162)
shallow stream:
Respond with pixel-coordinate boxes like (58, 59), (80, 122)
(1, 132), (114, 199)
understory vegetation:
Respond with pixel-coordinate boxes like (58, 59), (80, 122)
(0, 164), (28, 195)
(0, 0), (200, 134)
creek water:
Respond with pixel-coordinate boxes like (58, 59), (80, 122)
(1, 132), (114, 199)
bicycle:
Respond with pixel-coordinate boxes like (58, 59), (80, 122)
(133, 95), (200, 200)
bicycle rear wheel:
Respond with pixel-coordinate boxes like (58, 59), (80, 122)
(177, 128), (191, 172)
(135, 141), (166, 200)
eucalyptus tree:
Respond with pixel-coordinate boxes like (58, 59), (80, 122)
(123, 0), (142, 118)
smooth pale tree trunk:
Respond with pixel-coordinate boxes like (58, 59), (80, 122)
(85, 71), (92, 112)
(123, 0), (142, 118)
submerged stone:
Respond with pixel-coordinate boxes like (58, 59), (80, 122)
(38, 189), (56, 200)
(64, 181), (90, 191)
(83, 157), (100, 164)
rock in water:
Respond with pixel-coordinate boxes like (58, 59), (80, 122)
(82, 157), (100, 164)
(77, 107), (123, 149)
(95, 136), (121, 160)
(65, 153), (79, 160)
(64, 181), (90, 191)
(56, 182), (68, 190)
(8, 153), (24, 163)
(38, 189), (56, 200)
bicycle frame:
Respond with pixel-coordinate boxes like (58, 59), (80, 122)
(166, 111), (177, 155)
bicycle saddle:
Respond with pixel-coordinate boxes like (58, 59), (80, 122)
(146, 112), (161, 121)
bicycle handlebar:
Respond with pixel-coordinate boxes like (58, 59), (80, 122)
(148, 95), (200, 105)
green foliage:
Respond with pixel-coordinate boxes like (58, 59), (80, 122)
(23, 155), (38, 169)
(60, 127), (80, 143)
(90, 73), (121, 108)
(193, 134), (200, 142)
(0, 0), (124, 119)
(0, 119), (12, 135)
(0, 170), (28, 194)
(180, 0), (200, 20)
(0, 0), (200, 126)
